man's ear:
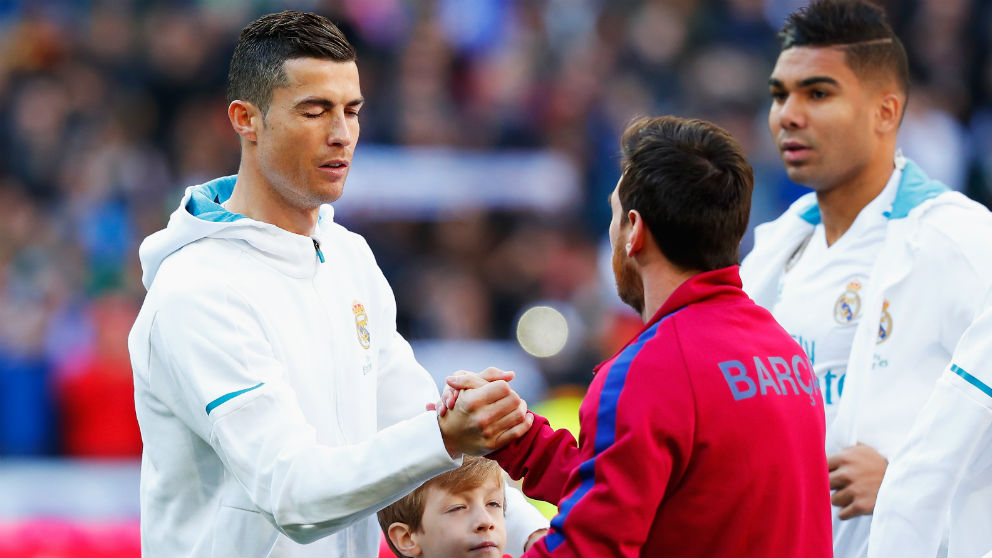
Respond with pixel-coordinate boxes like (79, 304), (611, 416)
(875, 91), (903, 135)
(387, 522), (422, 558)
(228, 100), (262, 143)
(626, 209), (646, 257)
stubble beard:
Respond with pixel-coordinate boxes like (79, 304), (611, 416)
(612, 243), (644, 317)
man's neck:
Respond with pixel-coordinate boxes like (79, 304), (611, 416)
(225, 166), (320, 237)
(815, 158), (895, 246)
(639, 261), (696, 323)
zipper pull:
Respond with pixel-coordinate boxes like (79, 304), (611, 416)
(312, 238), (325, 263)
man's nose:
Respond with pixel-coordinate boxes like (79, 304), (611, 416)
(327, 112), (353, 146)
(776, 95), (805, 130)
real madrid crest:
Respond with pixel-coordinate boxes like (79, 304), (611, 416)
(834, 280), (863, 324)
(877, 300), (893, 344)
(353, 301), (371, 349)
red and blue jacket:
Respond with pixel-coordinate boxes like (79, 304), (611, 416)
(492, 266), (832, 557)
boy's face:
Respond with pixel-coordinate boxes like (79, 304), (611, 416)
(413, 475), (506, 558)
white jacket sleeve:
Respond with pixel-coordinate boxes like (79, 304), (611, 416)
(869, 301), (992, 557)
(148, 283), (459, 544)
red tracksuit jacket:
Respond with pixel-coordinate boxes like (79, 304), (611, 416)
(492, 266), (832, 557)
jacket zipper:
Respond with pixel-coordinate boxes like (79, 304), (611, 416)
(312, 238), (325, 263)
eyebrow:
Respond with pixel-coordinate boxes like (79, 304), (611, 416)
(294, 97), (365, 110)
(768, 76), (840, 88)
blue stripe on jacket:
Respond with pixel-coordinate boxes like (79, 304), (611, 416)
(544, 311), (679, 552)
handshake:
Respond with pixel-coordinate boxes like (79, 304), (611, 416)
(432, 367), (535, 459)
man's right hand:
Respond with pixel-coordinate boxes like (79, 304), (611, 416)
(437, 368), (533, 458)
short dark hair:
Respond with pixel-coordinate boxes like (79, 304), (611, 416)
(779, 0), (909, 98)
(617, 116), (753, 272)
(227, 11), (356, 114)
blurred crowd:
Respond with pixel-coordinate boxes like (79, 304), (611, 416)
(0, 0), (989, 457)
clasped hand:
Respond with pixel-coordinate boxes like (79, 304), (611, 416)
(431, 367), (533, 458)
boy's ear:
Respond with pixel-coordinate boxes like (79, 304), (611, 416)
(387, 522), (422, 558)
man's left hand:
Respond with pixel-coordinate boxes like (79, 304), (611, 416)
(827, 443), (888, 519)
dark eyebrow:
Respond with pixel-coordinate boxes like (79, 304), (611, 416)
(768, 76), (839, 88)
(294, 97), (365, 110)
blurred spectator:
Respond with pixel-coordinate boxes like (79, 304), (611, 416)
(55, 294), (141, 457)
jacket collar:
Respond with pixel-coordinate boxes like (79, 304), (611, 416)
(594, 266), (744, 373)
(796, 157), (949, 225)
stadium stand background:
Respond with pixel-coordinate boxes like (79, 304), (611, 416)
(0, 0), (989, 554)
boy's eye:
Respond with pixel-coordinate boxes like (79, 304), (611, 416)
(445, 505), (466, 513)
(487, 501), (503, 508)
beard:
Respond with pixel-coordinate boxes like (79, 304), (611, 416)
(612, 243), (644, 316)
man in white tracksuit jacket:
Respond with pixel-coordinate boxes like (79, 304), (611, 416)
(868, 295), (992, 557)
(742, 1), (992, 556)
(128, 11), (547, 557)
(744, 157), (992, 557)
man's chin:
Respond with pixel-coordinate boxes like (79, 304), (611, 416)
(784, 165), (820, 189)
(619, 292), (644, 316)
(316, 183), (345, 205)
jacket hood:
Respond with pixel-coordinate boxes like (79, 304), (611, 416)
(138, 175), (335, 289)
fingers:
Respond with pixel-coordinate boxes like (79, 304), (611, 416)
(831, 486), (853, 509)
(837, 503), (858, 521)
(484, 398), (530, 441)
(492, 408), (535, 449)
(456, 381), (517, 415)
(447, 373), (490, 391)
(478, 367), (515, 382)
(826, 452), (843, 471)
(440, 385), (459, 411)
(446, 368), (515, 390)
(828, 468), (848, 490)
(836, 495), (873, 520)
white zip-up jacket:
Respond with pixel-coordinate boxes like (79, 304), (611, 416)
(869, 289), (992, 558)
(128, 176), (547, 557)
(741, 159), (992, 557)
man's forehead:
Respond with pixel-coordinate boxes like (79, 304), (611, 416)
(272, 58), (361, 104)
(281, 57), (359, 85)
(771, 46), (853, 81)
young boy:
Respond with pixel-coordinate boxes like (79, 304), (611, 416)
(378, 456), (507, 558)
